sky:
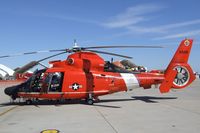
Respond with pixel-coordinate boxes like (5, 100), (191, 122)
(0, 0), (199, 72)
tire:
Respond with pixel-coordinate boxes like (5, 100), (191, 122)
(11, 95), (17, 100)
(26, 100), (32, 105)
(87, 99), (94, 105)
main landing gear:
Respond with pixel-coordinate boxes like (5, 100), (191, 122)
(85, 93), (100, 105)
(86, 93), (94, 105)
(86, 98), (94, 105)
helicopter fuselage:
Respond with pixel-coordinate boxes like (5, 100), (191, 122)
(5, 52), (164, 101)
(4, 39), (196, 104)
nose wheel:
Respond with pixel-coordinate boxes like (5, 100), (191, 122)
(25, 99), (32, 105)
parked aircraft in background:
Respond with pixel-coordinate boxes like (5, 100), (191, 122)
(0, 63), (33, 81)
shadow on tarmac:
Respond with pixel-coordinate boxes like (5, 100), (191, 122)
(131, 96), (177, 103)
(0, 96), (177, 108)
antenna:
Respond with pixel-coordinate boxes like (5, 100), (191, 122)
(73, 39), (78, 48)
(111, 58), (114, 63)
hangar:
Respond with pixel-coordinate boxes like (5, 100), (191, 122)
(0, 64), (14, 80)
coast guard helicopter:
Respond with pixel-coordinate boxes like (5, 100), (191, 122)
(1, 39), (196, 104)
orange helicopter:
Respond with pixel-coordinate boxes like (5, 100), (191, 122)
(1, 39), (196, 105)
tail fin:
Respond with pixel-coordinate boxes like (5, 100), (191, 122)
(159, 39), (196, 93)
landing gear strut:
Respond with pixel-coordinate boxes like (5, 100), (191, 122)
(86, 93), (94, 105)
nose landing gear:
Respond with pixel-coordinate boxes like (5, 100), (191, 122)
(25, 99), (33, 105)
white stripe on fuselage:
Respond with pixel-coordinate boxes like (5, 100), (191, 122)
(120, 73), (139, 91)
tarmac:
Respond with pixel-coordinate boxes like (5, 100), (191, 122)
(0, 80), (200, 133)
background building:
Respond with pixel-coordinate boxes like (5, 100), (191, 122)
(0, 64), (14, 80)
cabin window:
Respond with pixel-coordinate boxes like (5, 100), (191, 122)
(43, 72), (64, 92)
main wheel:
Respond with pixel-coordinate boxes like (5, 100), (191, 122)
(86, 99), (94, 105)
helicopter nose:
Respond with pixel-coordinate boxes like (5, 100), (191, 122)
(4, 86), (18, 96)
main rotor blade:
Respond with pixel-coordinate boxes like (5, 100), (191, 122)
(14, 51), (67, 74)
(83, 45), (163, 49)
(0, 45), (163, 59)
(0, 50), (51, 58)
(14, 61), (38, 74)
(0, 49), (70, 59)
(37, 51), (67, 62)
(89, 50), (132, 59)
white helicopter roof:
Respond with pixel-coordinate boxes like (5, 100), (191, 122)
(0, 64), (14, 77)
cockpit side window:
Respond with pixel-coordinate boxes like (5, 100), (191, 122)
(42, 72), (64, 92)
(29, 72), (45, 92)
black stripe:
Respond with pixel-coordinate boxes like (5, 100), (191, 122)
(24, 52), (37, 55)
(0, 55), (10, 58)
